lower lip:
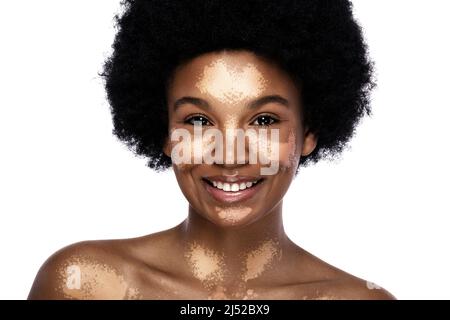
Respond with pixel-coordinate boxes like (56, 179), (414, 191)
(202, 179), (264, 204)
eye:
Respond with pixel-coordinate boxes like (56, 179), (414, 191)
(184, 115), (213, 126)
(250, 114), (279, 126)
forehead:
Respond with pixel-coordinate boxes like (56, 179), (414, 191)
(168, 50), (299, 105)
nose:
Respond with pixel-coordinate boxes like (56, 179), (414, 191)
(216, 161), (248, 170)
(211, 126), (251, 167)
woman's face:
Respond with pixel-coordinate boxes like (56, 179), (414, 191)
(165, 50), (316, 227)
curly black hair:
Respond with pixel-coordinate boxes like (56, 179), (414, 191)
(100, 0), (375, 171)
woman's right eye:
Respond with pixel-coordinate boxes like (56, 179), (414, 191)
(184, 115), (212, 126)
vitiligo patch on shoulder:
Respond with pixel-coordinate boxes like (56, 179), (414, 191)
(56, 255), (141, 300)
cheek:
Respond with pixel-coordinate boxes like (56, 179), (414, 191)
(167, 126), (199, 172)
(279, 128), (299, 169)
(255, 127), (299, 171)
(169, 126), (221, 171)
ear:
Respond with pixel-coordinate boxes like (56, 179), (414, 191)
(301, 127), (318, 157)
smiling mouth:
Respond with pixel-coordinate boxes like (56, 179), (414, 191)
(201, 176), (265, 203)
(202, 177), (264, 192)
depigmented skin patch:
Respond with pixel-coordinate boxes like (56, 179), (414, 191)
(184, 242), (225, 289)
(195, 58), (268, 105)
(56, 256), (141, 300)
(184, 238), (283, 299)
(286, 128), (298, 168)
(242, 239), (282, 282)
(215, 206), (252, 225)
(207, 285), (228, 300)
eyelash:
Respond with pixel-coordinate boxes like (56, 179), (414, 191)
(184, 114), (213, 126)
(183, 114), (280, 127)
(250, 114), (280, 126)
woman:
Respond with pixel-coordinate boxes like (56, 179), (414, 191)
(28, 0), (394, 299)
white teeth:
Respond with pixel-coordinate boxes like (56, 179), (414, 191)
(208, 179), (261, 192)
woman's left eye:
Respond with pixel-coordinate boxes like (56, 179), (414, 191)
(251, 115), (279, 126)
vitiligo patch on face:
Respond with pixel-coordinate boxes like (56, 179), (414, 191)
(195, 58), (268, 105)
(242, 239), (282, 282)
(287, 128), (297, 168)
(56, 256), (141, 300)
(215, 205), (252, 224)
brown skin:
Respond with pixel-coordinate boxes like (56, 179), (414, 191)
(28, 51), (395, 300)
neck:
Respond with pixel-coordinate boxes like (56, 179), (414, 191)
(176, 201), (292, 290)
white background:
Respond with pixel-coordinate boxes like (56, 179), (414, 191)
(1, 0), (449, 300)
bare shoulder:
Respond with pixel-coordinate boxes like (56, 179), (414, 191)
(290, 248), (396, 300)
(27, 238), (146, 300)
(324, 276), (396, 300)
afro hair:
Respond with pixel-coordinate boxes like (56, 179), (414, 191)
(100, 0), (375, 171)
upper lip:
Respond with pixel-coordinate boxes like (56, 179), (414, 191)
(202, 175), (263, 183)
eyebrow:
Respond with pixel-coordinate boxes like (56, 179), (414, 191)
(173, 95), (290, 111)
